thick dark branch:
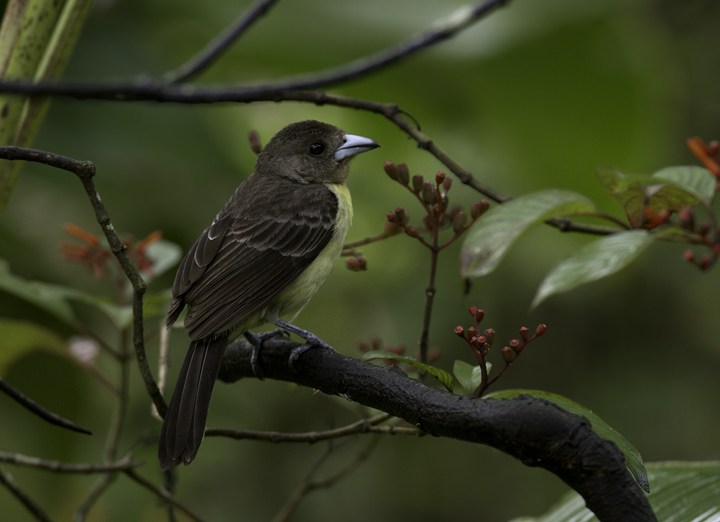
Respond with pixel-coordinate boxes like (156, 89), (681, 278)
(0, 452), (142, 473)
(219, 337), (657, 522)
(0, 147), (167, 417)
(0, 377), (91, 434)
(165, 0), (281, 84)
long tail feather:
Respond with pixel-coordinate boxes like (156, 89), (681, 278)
(158, 335), (228, 470)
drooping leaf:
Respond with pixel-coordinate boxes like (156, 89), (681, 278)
(485, 389), (647, 492)
(362, 350), (454, 392)
(0, 258), (132, 329)
(510, 461), (720, 522)
(0, 319), (68, 373)
(532, 230), (654, 308)
(453, 360), (488, 395)
(652, 165), (716, 204)
(597, 166), (711, 227)
(460, 190), (595, 278)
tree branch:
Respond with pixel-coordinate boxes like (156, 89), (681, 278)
(205, 412), (420, 442)
(0, 146), (167, 417)
(123, 469), (206, 522)
(0, 452), (142, 473)
(0, 466), (55, 522)
(0, 377), (91, 434)
(218, 337), (657, 522)
(164, 0), (281, 84)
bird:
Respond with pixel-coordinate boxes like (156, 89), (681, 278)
(158, 120), (379, 470)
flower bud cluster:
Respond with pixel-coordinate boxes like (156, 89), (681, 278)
(454, 306), (547, 396)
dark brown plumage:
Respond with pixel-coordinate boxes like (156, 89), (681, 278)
(158, 120), (379, 470)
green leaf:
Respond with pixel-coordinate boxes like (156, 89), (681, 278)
(362, 350), (454, 392)
(485, 389), (648, 492)
(511, 461), (720, 522)
(460, 189), (595, 278)
(532, 230), (654, 308)
(0, 258), (132, 329)
(453, 360), (488, 395)
(0, 319), (68, 374)
(142, 239), (182, 283)
(653, 165), (716, 204)
(597, 166), (711, 227)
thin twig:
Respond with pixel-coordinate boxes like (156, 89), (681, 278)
(0, 146), (167, 417)
(74, 474), (116, 522)
(165, 0), (281, 84)
(0, 377), (91, 434)
(0, 452), (142, 473)
(0, 466), (55, 522)
(271, 436), (381, 522)
(123, 469), (206, 522)
(205, 412), (420, 442)
(0, 0), (508, 98)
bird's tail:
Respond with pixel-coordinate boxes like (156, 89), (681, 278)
(158, 335), (229, 470)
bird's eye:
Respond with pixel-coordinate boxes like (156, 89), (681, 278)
(309, 143), (325, 156)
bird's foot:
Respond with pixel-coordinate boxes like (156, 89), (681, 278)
(244, 329), (289, 379)
(273, 319), (336, 370)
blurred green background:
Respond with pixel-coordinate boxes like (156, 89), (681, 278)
(1, 0), (719, 520)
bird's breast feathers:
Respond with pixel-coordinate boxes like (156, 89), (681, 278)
(267, 182), (352, 322)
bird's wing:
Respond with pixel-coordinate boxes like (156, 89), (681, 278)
(166, 181), (338, 340)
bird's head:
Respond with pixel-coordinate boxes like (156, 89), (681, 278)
(256, 120), (379, 184)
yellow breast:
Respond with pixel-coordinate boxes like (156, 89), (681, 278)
(265, 183), (352, 322)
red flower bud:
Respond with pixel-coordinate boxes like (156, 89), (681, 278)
(510, 339), (521, 353)
(471, 200), (490, 219)
(519, 327), (529, 343)
(502, 346), (514, 363)
(397, 163), (410, 185)
(384, 220), (402, 236)
(474, 308), (484, 323)
(384, 161), (399, 181)
(535, 324), (547, 337)
(700, 254), (711, 270)
(394, 206), (406, 223)
(435, 171), (446, 185)
(683, 250), (694, 262)
(679, 207), (694, 229)
(412, 174), (424, 193)
(467, 327), (477, 338)
(454, 326), (465, 336)
(443, 177), (452, 192)
(449, 204), (462, 220)
(700, 221), (710, 237)
(453, 211), (467, 234)
(422, 182), (438, 205)
(484, 328), (495, 347)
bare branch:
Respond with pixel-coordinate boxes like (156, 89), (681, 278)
(165, 0), (281, 84)
(0, 466), (55, 522)
(123, 469), (206, 522)
(74, 474), (116, 522)
(0, 452), (142, 473)
(0, 146), (167, 417)
(271, 436), (381, 522)
(0, 377), (91, 434)
(206, 412), (420, 442)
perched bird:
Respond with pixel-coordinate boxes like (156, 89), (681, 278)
(158, 120), (379, 470)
